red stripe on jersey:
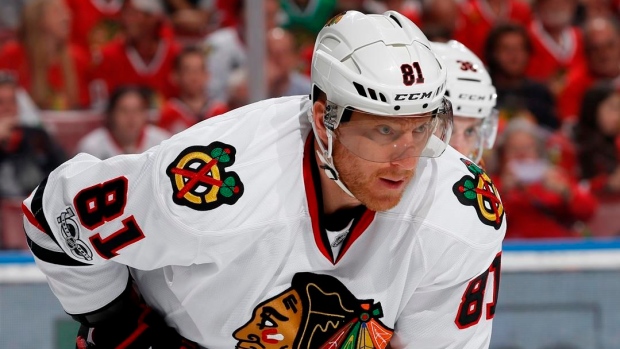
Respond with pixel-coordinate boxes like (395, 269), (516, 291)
(303, 134), (376, 264)
(335, 209), (376, 264)
(21, 202), (44, 233)
(303, 135), (331, 262)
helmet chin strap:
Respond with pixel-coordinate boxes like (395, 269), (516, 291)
(309, 110), (356, 198)
(316, 149), (355, 198)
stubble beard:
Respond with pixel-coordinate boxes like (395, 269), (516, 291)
(332, 141), (414, 212)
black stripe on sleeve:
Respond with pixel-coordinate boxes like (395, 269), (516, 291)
(26, 235), (89, 267)
(30, 177), (62, 248)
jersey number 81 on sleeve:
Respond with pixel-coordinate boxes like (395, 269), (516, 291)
(455, 253), (501, 329)
(74, 177), (145, 259)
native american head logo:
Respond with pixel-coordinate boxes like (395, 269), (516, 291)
(452, 158), (504, 229)
(233, 272), (393, 349)
(166, 142), (244, 211)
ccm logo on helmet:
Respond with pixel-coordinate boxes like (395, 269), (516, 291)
(394, 92), (433, 101)
(458, 93), (487, 101)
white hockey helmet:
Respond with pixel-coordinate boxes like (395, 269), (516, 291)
(310, 10), (452, 195)
(430, 40), (498, 162)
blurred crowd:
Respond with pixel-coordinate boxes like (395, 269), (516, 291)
(0, 0), (619, 249)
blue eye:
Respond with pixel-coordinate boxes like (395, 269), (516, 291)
(413, 122), (431, 134)
(464, 126), (480, 137)
(377, 125), (393, 135)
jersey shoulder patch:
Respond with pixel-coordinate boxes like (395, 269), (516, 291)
(452, 158), (504, 230)
(165, 141), (244, 211)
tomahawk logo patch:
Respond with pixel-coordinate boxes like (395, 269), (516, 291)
(452, 158), (504, 229)
(166, 142), (244, 210)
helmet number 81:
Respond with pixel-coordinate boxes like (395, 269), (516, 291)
(400, 62), (425, 86)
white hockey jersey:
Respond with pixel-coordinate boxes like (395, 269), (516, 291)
(23, 96), (505, 349)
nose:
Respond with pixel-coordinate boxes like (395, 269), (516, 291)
(389, 155), (418, 171)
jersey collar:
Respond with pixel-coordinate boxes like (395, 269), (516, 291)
(302, 134), (376, 264)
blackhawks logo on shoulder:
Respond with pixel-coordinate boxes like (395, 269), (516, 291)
(166, 142), (244, 210)
(452, 158), (504, 229)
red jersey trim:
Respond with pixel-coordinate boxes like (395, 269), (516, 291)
(302, 134), (376, 264)
(335, 208), (376, 264)
(530, 20), (577, 64)
(125, 40), (169, 75)
(22, 202), (45, 233)
(476, 0), (508, 24)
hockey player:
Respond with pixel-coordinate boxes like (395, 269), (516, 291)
(22, 11), (505, 349)
(431, 40), (499, 164)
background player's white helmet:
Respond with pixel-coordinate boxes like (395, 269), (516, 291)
(431, 40), (498, 163)
(310, 10), (452, 196)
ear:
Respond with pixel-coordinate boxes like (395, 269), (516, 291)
(312, 100), (329, 144)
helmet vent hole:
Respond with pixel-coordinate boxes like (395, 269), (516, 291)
(445, 90), (450, 97)
(389, 15), (403, 28)
(353, 82), (367, 97)
(379, 93), (387, 102)
(368, 88), (378, 100)
(394, 105), (401, 111)
(423, 103), (428, 109)
(457, 106), (462, 111)
(478, 108), (483, 113)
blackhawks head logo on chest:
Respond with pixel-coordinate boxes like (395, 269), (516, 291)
(452, 158), (504, 229)
(166, 142), (244, 210)
(233, 272), (393, 349)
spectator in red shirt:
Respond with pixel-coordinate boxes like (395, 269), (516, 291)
(92, 0), (181, 106)
(0, 0), (92, 109)
(525, 0), (585, 96)
(557, 17), (620, 124)
(494, 118), (597, 239)
(65, 0), (123, 56)
(574, 82), (620, 199)
(453, 0), (532, 60)
(158, 46), (226, 134)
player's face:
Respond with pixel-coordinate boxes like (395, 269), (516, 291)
(233, 289), (303, 349)
(450, 116), (483, 160)
(333, 111), (420, 211)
